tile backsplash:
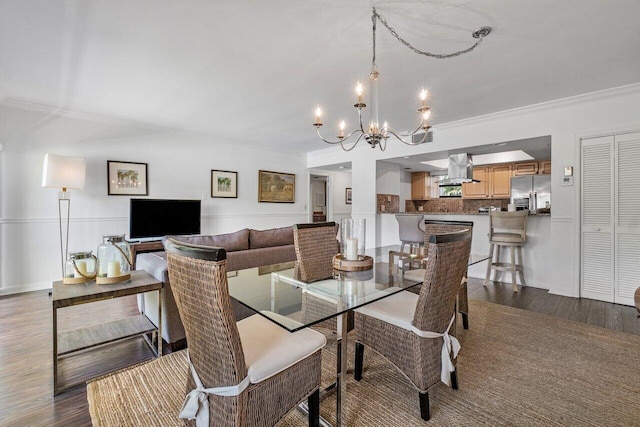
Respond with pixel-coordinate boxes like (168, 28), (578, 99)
(406, 198), (509, 214)
(377, 194), (399, 213)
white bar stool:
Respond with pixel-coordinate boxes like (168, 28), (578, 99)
(483, 210), (528, 292)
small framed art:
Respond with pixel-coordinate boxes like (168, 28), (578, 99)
(345, 187), (352, 204)
(211, 170), (238, 198)
(107, 161), (148, 196)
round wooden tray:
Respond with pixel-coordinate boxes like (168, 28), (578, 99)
(332, 254), (373, 271)
(63, 276), (92, 285)
(96, 273), (131, 285)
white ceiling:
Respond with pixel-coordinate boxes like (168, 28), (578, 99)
(1, 0), (639, 153)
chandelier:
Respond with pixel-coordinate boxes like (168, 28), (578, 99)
(313, 8), (491, 151)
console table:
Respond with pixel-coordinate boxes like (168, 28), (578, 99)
(52, 270), (162, 395)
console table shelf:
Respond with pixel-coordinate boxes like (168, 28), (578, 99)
(57, 314), (156, 356)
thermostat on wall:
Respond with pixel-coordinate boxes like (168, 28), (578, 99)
(564, 166), (573, 176)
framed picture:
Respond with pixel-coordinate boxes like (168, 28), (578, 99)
(345, 187), (352, 204)
(258, 170), (295, 203)
(211, 170), (238, 198)
(107, 161), (148, 196)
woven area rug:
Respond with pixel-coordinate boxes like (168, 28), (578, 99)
(87, 300), (640, 426)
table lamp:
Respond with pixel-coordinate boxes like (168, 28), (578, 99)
(42, 154), (87, 277)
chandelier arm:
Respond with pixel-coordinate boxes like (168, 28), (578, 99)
(340, 133), (367, 152)
(315, 128), (364, 145)
(373, 8), (485, 59)
(357, 108), (366, 133)
(394, 120), (428, 137)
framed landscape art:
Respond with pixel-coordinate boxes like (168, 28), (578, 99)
(211, 170), (238, 198)
(107, 161), (148, 196)
(258, 170), (295, 203)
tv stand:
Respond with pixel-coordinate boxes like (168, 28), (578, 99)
(130, 241), (165, 270)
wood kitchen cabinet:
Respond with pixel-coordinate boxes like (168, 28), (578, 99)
(411, 172), (430, 200)
(489, 164), (513, 197)
(462, 167), (489, 198)
(539, 159), (551, 174)
(513, 161), (539, 176)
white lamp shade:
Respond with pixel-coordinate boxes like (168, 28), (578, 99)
(42, 154), (86, 190)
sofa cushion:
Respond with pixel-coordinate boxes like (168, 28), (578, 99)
(172, 229), (250, 252)
(249, 226), (294, 249)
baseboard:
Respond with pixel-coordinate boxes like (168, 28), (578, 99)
(0, 280), (51, 296)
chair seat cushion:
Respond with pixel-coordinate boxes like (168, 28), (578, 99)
(490, 232), (524, 244)
(354, 290), (418, 332)
(237, 313), (326, 384)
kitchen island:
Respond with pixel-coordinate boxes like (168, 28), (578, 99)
(378, 212), (551, 289)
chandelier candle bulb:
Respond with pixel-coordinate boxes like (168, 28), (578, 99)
(339, 121), (346, 138)
(314, 106), (322, 126)
(356, 82), (363, 103)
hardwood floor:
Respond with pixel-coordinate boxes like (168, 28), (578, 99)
(469, 278), (640, 335)
(1, 279), (639, 426)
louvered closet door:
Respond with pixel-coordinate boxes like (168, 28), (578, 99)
(581, 136), (614, 302)
(615, 132), (640, 305)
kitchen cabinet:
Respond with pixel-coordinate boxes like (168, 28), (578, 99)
(489, 164), (513, 197)
(462, 167), (489, 198)
(539, 159), (551, 175)
(411, 172), (430, 200)
(513, 161), (539, 176)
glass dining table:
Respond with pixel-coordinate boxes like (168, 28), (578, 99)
(226, 245), (489, 427)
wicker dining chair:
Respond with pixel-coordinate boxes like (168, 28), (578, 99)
(293, 222), (339, 283)
(423, 220), (474, 329)
(164, 238), (326, 427)
(353, 230), (472, 421)
(293, 222), (355, 334)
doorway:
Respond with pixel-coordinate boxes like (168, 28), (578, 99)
(310, 175), (329, 222)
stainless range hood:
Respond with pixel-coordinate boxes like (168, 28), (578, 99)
(439, 153), (476, 186)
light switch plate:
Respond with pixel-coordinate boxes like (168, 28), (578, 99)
(561, 176), (574, 186)
(564, 166), (573, 176)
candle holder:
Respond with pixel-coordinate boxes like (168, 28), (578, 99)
(63, 251), (97, 284)
(334, 218), (373, 271)
(96, 234), (132, 284)
(341, 218), (366, 260)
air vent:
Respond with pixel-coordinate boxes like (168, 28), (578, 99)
(412, 131), (433, 145)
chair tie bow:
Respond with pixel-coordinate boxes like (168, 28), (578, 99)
(179, 351), (250, 427)
(410, 314), (461, 387)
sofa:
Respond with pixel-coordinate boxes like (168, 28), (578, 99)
(136, 226), (297, 347)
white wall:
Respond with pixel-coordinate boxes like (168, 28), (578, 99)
(308, 83), (640, 298)
(0, 104), (308, 294)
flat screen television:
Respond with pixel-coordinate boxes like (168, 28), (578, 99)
(129, 199), (201, 239)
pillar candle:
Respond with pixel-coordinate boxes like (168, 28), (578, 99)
(107, 261), (121, 278)
(346, 237), (358, 261)
(74, 261), (87, 278)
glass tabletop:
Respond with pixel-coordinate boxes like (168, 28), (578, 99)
(227, 246), (490, 332)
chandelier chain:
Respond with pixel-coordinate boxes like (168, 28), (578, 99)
(372, 8), (484, 62)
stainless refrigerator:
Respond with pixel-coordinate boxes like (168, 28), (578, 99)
(510, 175), (551, 211)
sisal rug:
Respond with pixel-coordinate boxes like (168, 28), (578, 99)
(87, 300), (640, 426)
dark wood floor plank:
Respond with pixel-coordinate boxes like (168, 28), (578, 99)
(586, 299), (607, 328)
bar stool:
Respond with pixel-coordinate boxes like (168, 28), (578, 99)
(395, 214), (426, 255)
(484, 210), (528, 292)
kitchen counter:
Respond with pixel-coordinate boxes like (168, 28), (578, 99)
(401, 211), (551, 216)
(378, 212), (551, 289)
